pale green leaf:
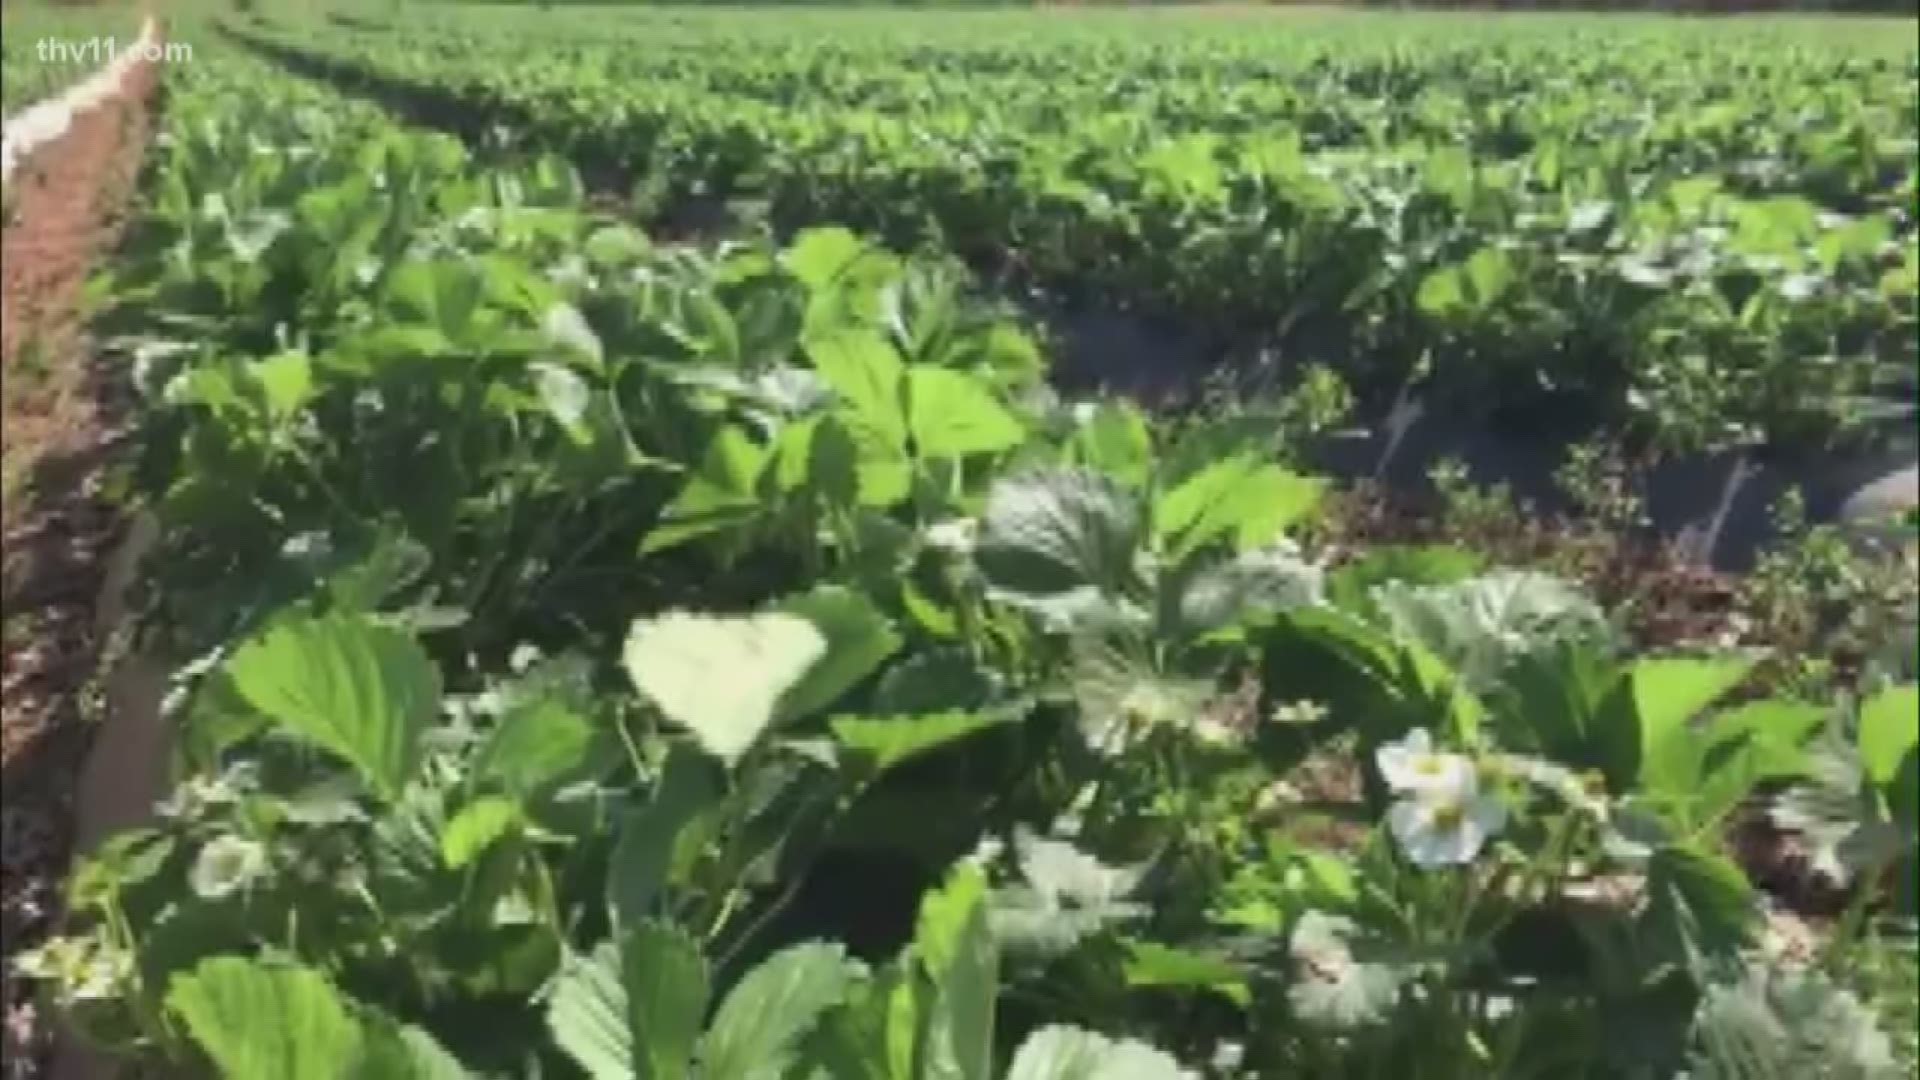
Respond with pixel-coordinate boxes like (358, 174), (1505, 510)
(623, 612), (826, 765)
(1004, 1026), (1193, 1080)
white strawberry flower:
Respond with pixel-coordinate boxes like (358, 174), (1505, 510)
(189, 835), (268, 900)
(1385, 775), (1508, 870)
(1375, 728), (1475, 797)
(924, 517), (979, 555)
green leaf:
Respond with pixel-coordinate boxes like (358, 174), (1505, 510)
(1065, 401), (1155, 488)
(642, 427), (770, 555)
(1487, 639), (1615, 769)
(224, 615), (440, 801)
(702, 941), (858, 1080)
(1464, 246), (1515, 305)
(870, 650), (996, 715)
(474, 696), (599, 797)
(1691, 699), (1827, 828)
(1004, 1026), (1192, 1080)
(1259, 606), (1482, 747)
(808, 333), (912, 506)
(1614, 655), (1758, 799)
(181, 669), (271, 769)
(542, 302), (604, 369)
(359, 1018), (471, 1079)
(441, 796), (521, 870)
(810, 331), (907, 446)
(830, 711), (1016, 775)
(1174, 546), (1326, 638)
(906, 366), (1025, 458)
(166, 957), (364, 1080)
(977, 469), (1143, 597)
(1153, 456), (1322, 561)
(548, 940), (634, 1080)
(784, 227), (868, 291)
(1326, 544), (1486, 619)
(915, 865), (997, 1080)
(623, 611), (827, 765)
(1689, 963), (1900, 1080)
(548, 926), (711, 1080)
(249, 352), (314, 423)
(630, 926), (711, 1080)
(1858, 684), (1918, 786)
(776, 586), (902, 723)
(1415, 265), (1466, 317)
(584, 224), (651, 269)
(1121, 941), (1250, 1008)
(384, 259), (484, 341)
(810, 963), (920, 1080)
(609, 745), (721, 927)
(1645, 843), (1756, 970)
(1372, 570), (1606, 692)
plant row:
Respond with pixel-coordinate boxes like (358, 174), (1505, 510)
(221, 7), (1920, 452)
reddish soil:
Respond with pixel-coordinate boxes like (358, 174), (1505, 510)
(1, 51), (156, 1080)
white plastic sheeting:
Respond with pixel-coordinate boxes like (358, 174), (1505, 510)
(1, 17), (159, 184)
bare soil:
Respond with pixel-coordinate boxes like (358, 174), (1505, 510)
(1, 51), (156, 1080)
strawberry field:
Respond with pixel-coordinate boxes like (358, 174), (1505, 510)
(4, 4), (1918, 1079)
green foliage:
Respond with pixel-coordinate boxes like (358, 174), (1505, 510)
(223, 614), (441, 800)
(28, 26), (1917, 1080)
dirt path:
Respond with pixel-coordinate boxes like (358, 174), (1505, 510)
(0, 45), (157, 1080)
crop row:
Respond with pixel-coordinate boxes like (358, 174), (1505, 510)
(224, 8), (1919, 452)
(18, 25), (1918, 1080)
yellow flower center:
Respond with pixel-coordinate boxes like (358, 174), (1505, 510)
(1414, 756), (1446, 776)
(1431, 803), (1466, 832)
